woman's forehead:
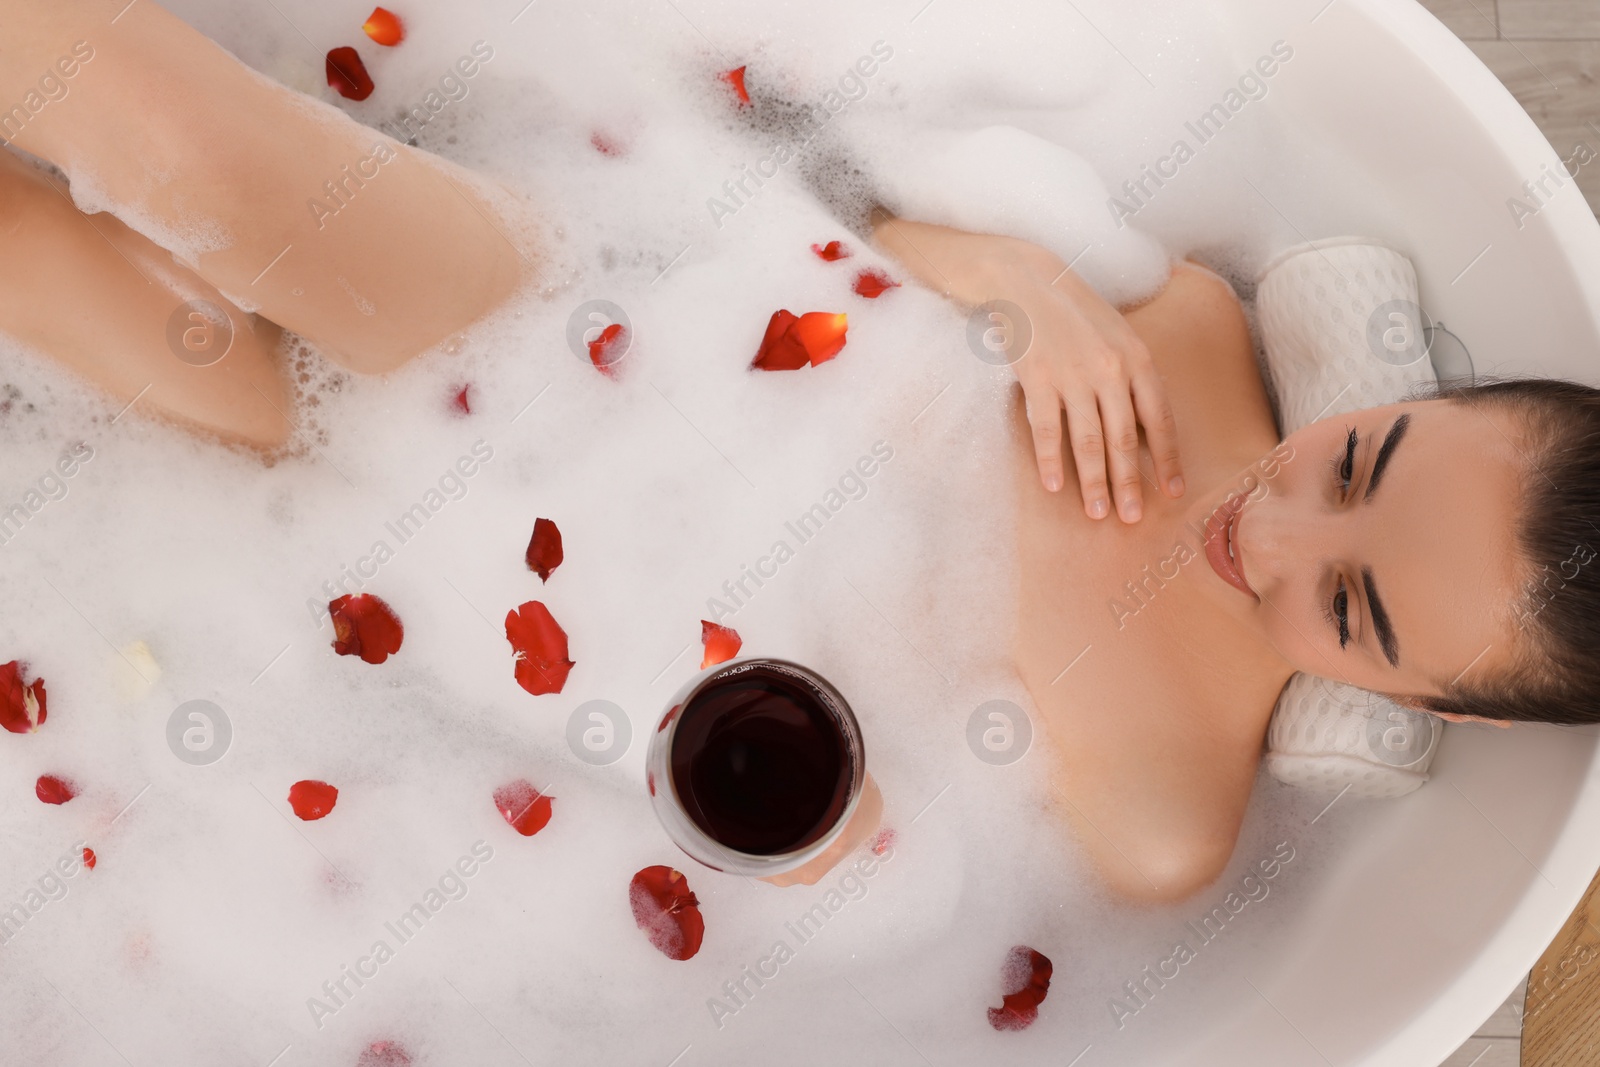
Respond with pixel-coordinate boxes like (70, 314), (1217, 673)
(1366, 399), (1529, 689)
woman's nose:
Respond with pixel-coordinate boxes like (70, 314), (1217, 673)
(1239, 494), (1338, 584)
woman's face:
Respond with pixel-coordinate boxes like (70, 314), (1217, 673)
(1190, 398), (1531, 708)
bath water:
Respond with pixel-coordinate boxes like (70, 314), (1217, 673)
(0, 0), (1399, 1064)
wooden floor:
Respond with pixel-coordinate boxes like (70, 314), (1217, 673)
(1424, 0), (1600, 216)
(1415, 6), (1600, 1064)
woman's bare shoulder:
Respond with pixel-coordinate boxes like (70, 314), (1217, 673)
(1124, 260), (1279, 463)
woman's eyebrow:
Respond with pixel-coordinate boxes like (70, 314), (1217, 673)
(1362, 565), (1399, 667)
(1363, 413), (1412, 502)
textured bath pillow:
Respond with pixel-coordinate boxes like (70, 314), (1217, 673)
(1254, 237), (1443, 798)
(1264, 675), (1440, 799)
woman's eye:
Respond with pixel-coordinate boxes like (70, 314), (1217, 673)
(1333, 585), (1349, 645)
(1338, 428), (1356, 490)
(1328, 427), (1358, 497)
(1323, 579), (1350, 648)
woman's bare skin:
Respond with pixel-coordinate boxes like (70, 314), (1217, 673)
(872, 205), (1532, 905)
(872, 216), (1289, 903)
(0, 0), (527, 447)
(1009, 263), (1287, 904)
(0, 148), (292, 447)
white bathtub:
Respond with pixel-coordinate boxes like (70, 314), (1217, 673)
(30, 2), (1592, 1064)
(1181, 1), (1600, 1064)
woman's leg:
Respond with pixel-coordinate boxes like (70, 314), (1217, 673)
(0, 149), (290, 449)
(0, 0), (529, 375)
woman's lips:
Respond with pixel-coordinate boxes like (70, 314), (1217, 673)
(1203, 495), (1257, 599)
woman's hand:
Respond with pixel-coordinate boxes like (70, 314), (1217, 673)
(999, 264), (1184, 522)
(870, 214), (1184, 523)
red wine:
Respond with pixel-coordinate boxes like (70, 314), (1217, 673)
(670, 663), (853, 855)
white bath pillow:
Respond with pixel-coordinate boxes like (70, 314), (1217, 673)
(1254, 237), (1443, 797)
(1264, 675), (1440, 799)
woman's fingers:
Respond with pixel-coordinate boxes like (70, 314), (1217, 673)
(1058, 384), (1111, 519)
(1131, 363), (1184, 498)
(1023, 382), (1068, 493)
(1015, 288), (1183, 520)
(1096, 384), (1147, 522)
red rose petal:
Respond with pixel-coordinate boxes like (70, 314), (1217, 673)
(751, 309), (809, 371)
(289, 779), (339, 821)
(751, 309), (849, 370)
(811, 240), (851, 262)
(525, 518), (564, 582)
(362, 7), (405, 47)
(326, 47), (376, 101)
(36, 774), (75, 805)
(505, 601), (574, 695)
(852, 268), (900, 299)
(493, 779), (554, 837)
(357, 1041), (411, 1067)
(452, 385), (472, 415)
(630, 865), (705, 961)
(329, 594), (404, 665)
(82, 847), (97, 870)
(588, 322), (627, 377)
(1, 660), (47, 734)
(720, 65), (750, 107)
(987, 945), (1053, 1031)
(591, 131), (623, 157)
(699, 621), (742, 669)
(792, 312), (849, 365)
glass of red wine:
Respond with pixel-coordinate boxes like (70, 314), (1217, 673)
(646, 657), (867, 878)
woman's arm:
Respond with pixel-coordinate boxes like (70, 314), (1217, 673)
(0, 0), (528, 375)
(870, 212), (1184, 523)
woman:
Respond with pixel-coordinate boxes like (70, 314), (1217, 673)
(872, 216), (1600, 903)
(6, 2), (1594, 903)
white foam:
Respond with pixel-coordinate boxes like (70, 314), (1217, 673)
(0, 0), (1398, 1061)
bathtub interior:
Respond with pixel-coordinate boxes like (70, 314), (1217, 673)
(0, 1), (1596, 1066)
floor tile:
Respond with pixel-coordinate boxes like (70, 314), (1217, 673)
(1501, 0), (1600, 40)
(1418, 0), (1501, 40)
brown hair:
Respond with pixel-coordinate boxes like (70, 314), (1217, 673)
(1404, 376), (1600, 724)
